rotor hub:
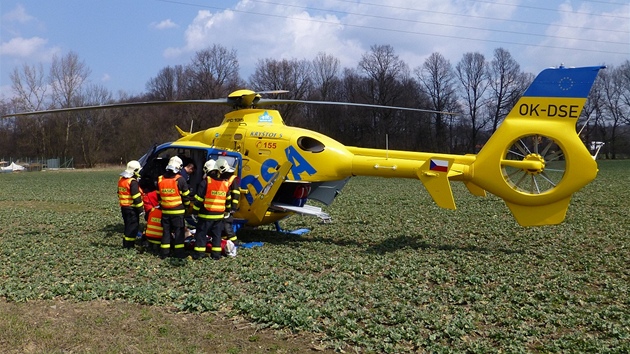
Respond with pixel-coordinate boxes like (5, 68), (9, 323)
(524, 153), (545, 175)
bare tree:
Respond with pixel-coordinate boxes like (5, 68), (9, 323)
(455, 52), (489, 152)
(580, 74), (605, 155)
(311, 52), (341, 101)
(9, 63), (50, 156)
(619, 60), (630, 125)
(598, 65), (628, 159)
(357, 44), (411, 147)
(249, 58), (313, 125)
(146, 65), (188, 101)
(306, 52), (343, 136)
(187, 44), (240, 99)
(73, 84), (114, 167)
(487, 48), (526, 132)
(49, 51), (91, 158)
(415, 52), (458, 152)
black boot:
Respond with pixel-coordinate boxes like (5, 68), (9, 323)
(192, 251), (208, 260)
(211, 251), (221, 260)
(123, 239), (135, 249)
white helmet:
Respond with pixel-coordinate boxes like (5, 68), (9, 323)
(123, 160), (142, 177)
(166, 156), (183, 173)
(216, 158), (235, 174)
(203, 159), (216, 174)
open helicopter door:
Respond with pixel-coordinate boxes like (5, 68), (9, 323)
(248, 161), (293, 222)
(137, 143), (208, 194)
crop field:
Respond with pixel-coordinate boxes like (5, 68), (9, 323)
(0, 161), (628, 353)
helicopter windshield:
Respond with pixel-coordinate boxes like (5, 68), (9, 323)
(209, 154), (238, 171)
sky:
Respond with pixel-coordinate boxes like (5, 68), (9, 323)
(1, 0), (628, 99)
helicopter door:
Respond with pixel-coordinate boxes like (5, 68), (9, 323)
(138, 145), (207, 195)
(248, 161), (293, 222)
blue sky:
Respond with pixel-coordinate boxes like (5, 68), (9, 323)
(1, 0), (628, 99)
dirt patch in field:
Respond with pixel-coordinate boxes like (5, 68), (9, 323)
(0, 299), (337, 354)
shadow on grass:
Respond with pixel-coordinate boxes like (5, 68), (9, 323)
(101, 223), (123, 238)
(365, 235), (526, 255)
(237, 228), (525, 257)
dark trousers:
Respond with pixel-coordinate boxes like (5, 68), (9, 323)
(223, 215), (235, 240)
(121, 207), (140, 248)
(196, 218), (224, 259)
(161, 213), (185, 258)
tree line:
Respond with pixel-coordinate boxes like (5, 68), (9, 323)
(1, 44), (629, 167)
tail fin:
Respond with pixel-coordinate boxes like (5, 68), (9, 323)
(470, 65), (605, 226)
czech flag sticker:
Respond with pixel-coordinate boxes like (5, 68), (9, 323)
(429, 159), (449, 172)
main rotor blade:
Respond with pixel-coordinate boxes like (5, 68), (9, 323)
(256, 98), (459, 115)
(1, 99), (232, 118)
(3, 96), (459, 118)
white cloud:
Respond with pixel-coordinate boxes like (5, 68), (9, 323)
(522, 2), (629, 72)
(2, 4), (34, 23)
(151, 19), (178, 30)
(1, 36), (47, 57)
(163, 0), (628, 77)
(101, 73), (111, 82)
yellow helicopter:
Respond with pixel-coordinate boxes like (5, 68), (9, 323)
(4, 65), (605, 230)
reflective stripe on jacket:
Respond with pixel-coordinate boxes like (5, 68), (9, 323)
(226, 174), (240, 212)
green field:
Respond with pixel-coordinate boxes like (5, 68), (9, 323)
(1, 161), (628, 353)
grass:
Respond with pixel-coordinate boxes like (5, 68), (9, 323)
(0, 160), (628, 353)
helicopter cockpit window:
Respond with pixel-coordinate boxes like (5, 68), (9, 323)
(297, 136), (325, 153)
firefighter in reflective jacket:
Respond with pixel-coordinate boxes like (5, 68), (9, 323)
(192, 159), (230, 260)
(144, 206), (163, 250)
(217, 159), (240, 245)
(118, 160), (144, 249)
(157, 156), (191, 259)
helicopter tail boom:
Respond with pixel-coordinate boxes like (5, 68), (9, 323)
(346, 65), (604, 226)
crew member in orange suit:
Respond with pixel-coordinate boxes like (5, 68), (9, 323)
(157, 156), (191, 259)
(118, 160), (144, 249)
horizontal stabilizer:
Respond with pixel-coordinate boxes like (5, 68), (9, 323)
(418, 158), (456, 210)
(175, 125), (191, 137)
(505, 197), (571, 226)
(270, 203), (331, 222)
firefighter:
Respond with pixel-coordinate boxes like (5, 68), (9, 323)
(217, 158), (240, 246)
(192, 159), (229, 260)
(118, 160), (144, 249)
(157, 156), (191, 259)
(144, 206), (163, 252)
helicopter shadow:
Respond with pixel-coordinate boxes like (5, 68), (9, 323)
(363, 234), (526, 256)
(238, 228), (525, 258)
(237, 228), (308, 246)
(92, 223), (125, 250)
